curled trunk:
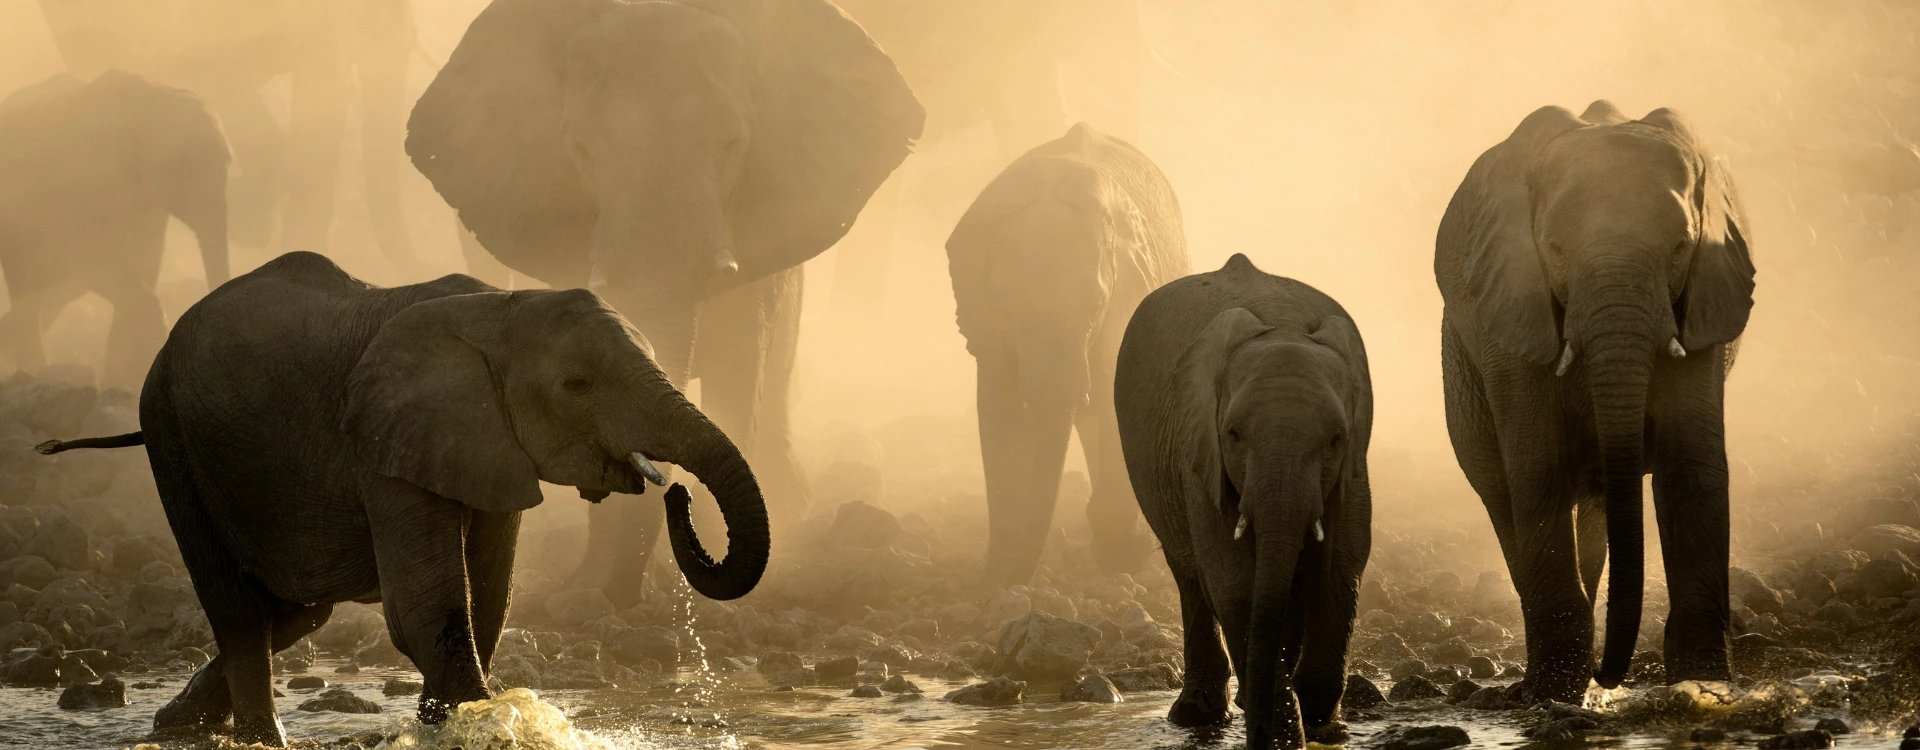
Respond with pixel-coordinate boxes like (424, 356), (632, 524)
(660, 397), (770, 601)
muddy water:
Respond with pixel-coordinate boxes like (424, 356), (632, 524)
(1, 661), (1904, 750)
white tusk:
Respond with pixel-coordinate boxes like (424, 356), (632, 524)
(714, 248), (739, 275)
(587, 260), (609, 292)
(1667, 338), (1686, 358)
(1233, 514), (1248, 540)
(629, 452), (667, 486)
(1554, 342), (1575, 377)
(1314, 520), (1325, 543)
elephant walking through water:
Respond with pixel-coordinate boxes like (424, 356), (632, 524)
(947, 123), (1190, 585)
(1436, 100), (1755, 702)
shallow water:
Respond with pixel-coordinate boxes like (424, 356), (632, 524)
(2, 661), (1906, 750)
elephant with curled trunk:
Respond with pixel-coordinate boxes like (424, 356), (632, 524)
(1116, 254), (1372, 749)
(0, 70), (229, 384)
(947, 123), (1189, 585)
(1437, 100), (1755, 703)
(36, 252), (767, 747)
(407, 0), (922, 599)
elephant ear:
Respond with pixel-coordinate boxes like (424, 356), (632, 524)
(405, 0), (612, 287)
(342, 293), (543, 512)
(1174, 307), (1274, 511)
(1307, 314), (1373, 454)
(1679, 154), (1756, 350)
(1435, 105), (1585, 366)
(695, 0), (925, 278)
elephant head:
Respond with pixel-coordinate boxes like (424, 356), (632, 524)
(407, 0), (924, 382)
(1435, 100), (1755, 686)
(341, 288), (768, 600)
(1177, 292), (1370, 747)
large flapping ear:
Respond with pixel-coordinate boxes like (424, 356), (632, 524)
(406, 0), (612, 286)
(1174, 307), (1274, 511)
(695, 0), (925, 277)
(342, 293), (543, 512)
(1639, 108), (1757, 350)
(1434, 106), (1585, 366)
(1307, 314), (1373, 454)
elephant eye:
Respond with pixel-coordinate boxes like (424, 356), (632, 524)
(562, 376), (593, 395)
(1226, 427), (1242, 444)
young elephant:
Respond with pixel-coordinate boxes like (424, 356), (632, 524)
(0, 70), (229, 384)
(947, 122), (1190, 585)
(1436, 101), (1753, 702)
(37, 252), (768, 747)
(1115, 254), (1372, 749)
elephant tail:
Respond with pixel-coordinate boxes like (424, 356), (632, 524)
(36, 432), (144, 455)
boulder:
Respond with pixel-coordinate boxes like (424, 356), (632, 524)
(1387, 675), (1445, 702)
(849, 685), (882, 697)
(1758, 730), (1834, 749)
(383, 678), (423, 697)
(1369, 725), (1470, 750)
(296, 688), (382, 714)
(1, 646), (62, 686)
(1106, 663), (1181, 692)
(56, 675), (126, 710)
(286, 676), (327, 690)
(26, 515), (91, 572)
(1060, 674), (1122, 703)
(991, 611), (1100, 681)
(1345, 674), (1387, 709)
(815, 655), (860, 683)
(944, 676), (1025, 707)
(881, 674), (921, 694)
(0, 557), (57, 590)
(827, 501), (903, 550)
(1465, 656), (1498, 679)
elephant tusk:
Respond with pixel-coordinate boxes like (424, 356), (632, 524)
(629, 452), (668, 486)
(1667, 337), (1687, 358)
(1233, 514), (1248, 541)
(1314, 520), (1325, 543)
(1554, 342), (1575, 377)
(587, 260), (609, 292)
(714, 248), (739, 276)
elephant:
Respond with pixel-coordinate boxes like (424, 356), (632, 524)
(946, 122), (1190, 585)
(0, 70), (229, 384)
(35, 251), (767, 747)
(1115, 254), (1373, 750)
(39, 0), (426, 273)
(1436, 100), (1754, 703)
(407, 0), (922, 600)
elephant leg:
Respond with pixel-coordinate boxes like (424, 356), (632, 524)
(976, 355), (1076, 586)
(1505, 472), (1592, 704)
(153, 600), (334, 734)
(101, 282), (166, 387)
(368, 477), (488, 724)
(753, 268), (812, 522)
(1649, 358), (1733, 683)
(1442, 321), (1519, 563)
(574, 494), (662, 609)
(1167, 566), (1231, 727)
(1574, 495), (1608, 602)
(467, 509), (521, 673)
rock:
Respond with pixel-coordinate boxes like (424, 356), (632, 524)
(1690, 727), (1728, 742)
(295, 688), (382, 714)
(1757, 730), (1834, 749)
(56, 675), (126, 710)
(1369, 725), (1470, 750)
(0, 557), (57, 590)
(1812, 718), (1850, 735)
(310, 603), (384, 654)
(849, 685), (882, 697)
(1387, 675), (1445, 702)
(1849, 558), (1920, 599)
(106, 536), (165, 579)
(1460, 685), (1515, 710)
(1732, 567), (1787, 615)
(26, 514), (90, 571)
(1852, 524), (1920, 558)
(57, 653), (98, 686)
(1060, 674), (1122, 703)
(944, 676), (1025, 707)
(544, 590), (616, 628)
(1524, 717), (1599, 742)
(827, 501), (903, 550)
(1429, 636), (1475, 665)
(1105, 663), (1181, 692)
(981, 589), (1031, 630)
(612, 626), (680, 668)
(1444, 679), (1481, 703)
(816, 655), (860, 683)
(1388, 659), (1429, 681)
(2, 646), (62, 686)
(1345, 674), (1387, 709)
(285, 675), (326, 690)
(881, 674), (921, 694)
(1465, 656), (1497, 679)
(991, 611), (1099, 681)
(382, 678), (422, 696)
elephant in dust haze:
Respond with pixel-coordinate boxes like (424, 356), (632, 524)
(408, 0), (922, 601)
(39, 0), (426, 273)
(946, 123), (1190, 586)
(37, 252), (767, 746)
(1436, 100), (1754, 702)
(1116, 254), (1373, 749)
(0, 70), (229, 384)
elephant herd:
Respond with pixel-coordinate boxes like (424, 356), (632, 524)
(14, 1), (1757, 748)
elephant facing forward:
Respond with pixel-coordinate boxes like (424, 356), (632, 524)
(38, 252), (767, 747)
(0, 70), (229, 384)
(947, 123), (1190, 585)
(1437, 101), (1755, 702)
(1116, 254), (1372, 749)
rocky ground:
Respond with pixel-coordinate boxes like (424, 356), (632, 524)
(0, 366), (1917, 750)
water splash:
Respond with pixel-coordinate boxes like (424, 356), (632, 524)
(668, 575), (728, 732)
(376, 688), (618, 750)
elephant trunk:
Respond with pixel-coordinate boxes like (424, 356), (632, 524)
(1573, 257), (1666, 689)
(977, 357), (1078, 586)
(639, 363), (770, 601)
(1243, 496), (1309, 750)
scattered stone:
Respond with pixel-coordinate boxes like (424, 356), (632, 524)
(991, 611), (1100, 681)
(285, 676), (326, 690)
(1444, 679), (1481, 703)
(1345, 674), (1387, 709)
(944, 676), (1025, 707)
(880, 674), (921, 694)
(1105, 663), (1180, 692)
(1690, 727), (1727, 742)
(1060, 674), (1122, 703)
(1465, 656), (1497, 679)
(1369, 725), (1470, 750)
(1387, 675), (1445, 702)
(816, 655), (860, 683)
(56, 675), (126, 710)
(1813, 718), (1850, 735)
(295, 688), (381, 714)
(1757, 730), (1834, 749)
(849, 685), (882, 697)
(382, 678), (422, 697)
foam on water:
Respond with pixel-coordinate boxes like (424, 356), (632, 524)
(375, 688), (618, 750)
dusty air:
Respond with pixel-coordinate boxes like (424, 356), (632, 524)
(0, 1), (1916, 749)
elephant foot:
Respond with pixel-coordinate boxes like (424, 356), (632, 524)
(152, 664), (232, 733)
(1305, 719), (1350, 745)
(231, 715), (288, 748)
(1167, 686), (1230, 727)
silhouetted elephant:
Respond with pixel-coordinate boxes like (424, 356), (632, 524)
(947, 123), (1189, 585)
(0, 70), (228, 384)
(37, 252), (767, 747)
(1117, 254), (1372, 749)
(1437, 100), (1754, 702)
(408, 0), (922, 602)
